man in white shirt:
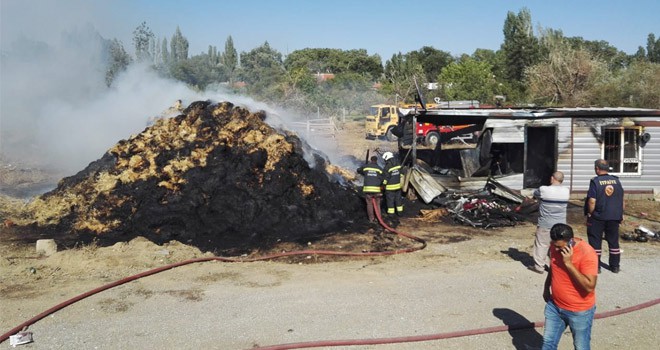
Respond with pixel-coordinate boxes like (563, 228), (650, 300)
(528, 171), (570, 274)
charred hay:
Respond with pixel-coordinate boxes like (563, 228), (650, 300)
(19, 101), (363, 254)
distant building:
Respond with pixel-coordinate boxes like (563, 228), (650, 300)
(314, 73), (335, 82)
(233, 81), (247, 88)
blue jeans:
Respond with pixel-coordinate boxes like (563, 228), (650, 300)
(542, 300), (595, 350)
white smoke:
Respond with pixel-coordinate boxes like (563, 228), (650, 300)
(0, 1), (192, 174)
(0, 0), (349, 185)
(0, 35), (197, 173)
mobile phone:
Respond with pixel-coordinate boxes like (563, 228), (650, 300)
(568, 239), (576, 248)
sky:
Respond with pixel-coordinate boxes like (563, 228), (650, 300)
(2, 0), (658, 59)
(0, 0), (659, 177)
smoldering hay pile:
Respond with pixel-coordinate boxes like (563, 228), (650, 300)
(22, 101), (364, 253)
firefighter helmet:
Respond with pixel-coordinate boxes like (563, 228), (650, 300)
(382, 152), (394, 161)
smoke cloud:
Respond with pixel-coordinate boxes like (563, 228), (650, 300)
(0, 0), (201, 174)
(0, 0), (349, 187)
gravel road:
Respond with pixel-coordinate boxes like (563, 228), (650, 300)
(6, 231), (659, 350)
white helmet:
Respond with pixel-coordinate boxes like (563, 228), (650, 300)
(382, 152), (394, 161)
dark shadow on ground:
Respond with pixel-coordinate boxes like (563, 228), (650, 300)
(600, 261), (611, 272)
(500, 247), (534, 267)
(492, 308), (543, 350)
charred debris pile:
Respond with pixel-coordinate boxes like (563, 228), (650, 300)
(24, 101), (363, 253)
(429, 179), (537, 229)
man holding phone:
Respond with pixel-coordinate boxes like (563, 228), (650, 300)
(541, 223), (598, 350)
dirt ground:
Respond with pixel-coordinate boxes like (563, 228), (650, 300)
(1, 119), (659, 349)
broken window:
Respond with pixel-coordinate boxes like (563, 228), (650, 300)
(602, 127), (641, 175)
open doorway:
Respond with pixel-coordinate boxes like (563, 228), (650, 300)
(525, 126), (557, 188)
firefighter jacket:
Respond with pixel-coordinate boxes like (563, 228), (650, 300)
(357, 162), (383, 193)
(586, 173), (624, 221)
(383, 160), (402, 191)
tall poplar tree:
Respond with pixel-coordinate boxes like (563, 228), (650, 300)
(223, 35), (238, 84)
(647, 33), (660, 63)
(501, 8), (540, 83)
(170, 26), (189, 63)
(106, 39), (131, 86)
(132, 21), (154, 62)
(161, 38), (169, 66)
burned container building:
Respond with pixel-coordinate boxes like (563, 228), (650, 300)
(398, 107), (660, 199)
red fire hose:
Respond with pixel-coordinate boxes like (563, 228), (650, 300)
(251, 299), (660, 350)
(2, 200), (658, 348)
(0, 198), (424, 343)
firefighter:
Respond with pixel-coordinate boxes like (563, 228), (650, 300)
(382, 151), (404, 216)
(586, 159), (625, 273)
(357, 155), (383, 223)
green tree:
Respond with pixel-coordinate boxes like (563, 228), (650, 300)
(526, 31), (610, 106)
(169, 53), (222, 89)
(284, 48), (382, 80)
(472, 49), (502, 75)
(501, 8), (541, 89)
(132, 21), (154, 62)
(633, 46), (647, 62)
(408, 46), (454, 82)
(647, 33), (660, 63)
(222, 36), (238, 84)
(277, 67), (318, 112)
(382, 53), (425, 103)
(105, 38), (131, 86)
(170, 26), (189, 63)
(284, 48), (327, 72)
(437, 58), (497, 102)
(208, 45), (219, 65)
(161, 38), (170, 66)
(564, 36), (629, 70)
(239, 42), (286, 99)
(339, 49), (383, 80)
(153, 36), (161, 65)
(470, 49), (512, 103)
(319, 72), (378, 114)
(590, 61), (660, 108)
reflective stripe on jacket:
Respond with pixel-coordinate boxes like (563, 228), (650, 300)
(358, 164), (383, 193)
(383, 163), (401, 191)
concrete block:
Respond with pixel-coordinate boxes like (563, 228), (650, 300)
(36, 239), (57, 256)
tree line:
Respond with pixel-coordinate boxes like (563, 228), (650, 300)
(105, 8), (659, 116)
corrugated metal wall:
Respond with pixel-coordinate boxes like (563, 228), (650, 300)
(557, 118), (660, 193)
(630, 122), (660, 191)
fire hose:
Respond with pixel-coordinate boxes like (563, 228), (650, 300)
(2, 199), (659, 347)
(250, 299), (660, 350)
(0, 197), (423, 343)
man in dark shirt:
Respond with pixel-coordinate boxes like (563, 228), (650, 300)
(585, 159), (625, 273)
(357, 156), (384, 223)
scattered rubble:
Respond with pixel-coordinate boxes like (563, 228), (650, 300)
(426, 179), (534, 229)
(622, 225), (660, 242)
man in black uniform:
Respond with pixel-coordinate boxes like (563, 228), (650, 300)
(381, 152), (404, 216)
(357, 156), (384, 223)
(586, 159), (625, 273)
